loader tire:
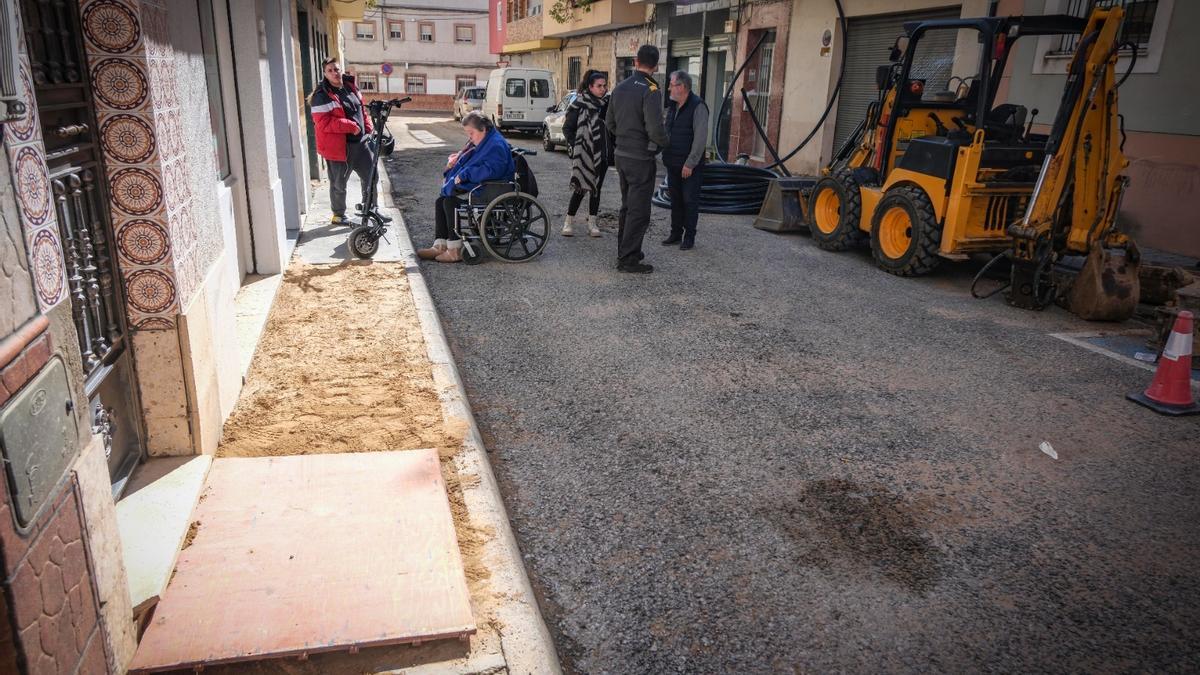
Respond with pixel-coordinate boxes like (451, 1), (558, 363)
(809, 168), (868, 251)
(870, 185), (942, 276)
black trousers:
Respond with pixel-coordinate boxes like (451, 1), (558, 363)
(434, 195), (466, 240)
(666, 163), (703, 239)
(327, 137), (376, 217)
(615, 156), (657, 265)
(567, 165), (608, 217)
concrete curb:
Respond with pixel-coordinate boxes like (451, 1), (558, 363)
(378, 163), (562, 675)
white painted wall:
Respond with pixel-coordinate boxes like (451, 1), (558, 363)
(228, 0), (294, 274)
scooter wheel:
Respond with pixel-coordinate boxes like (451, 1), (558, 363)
(348, 225), (380, 259)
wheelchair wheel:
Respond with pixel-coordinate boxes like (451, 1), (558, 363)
(348, 225), (380, 259)
(479, 192), (550, 262)
(461, 239), (485, 265)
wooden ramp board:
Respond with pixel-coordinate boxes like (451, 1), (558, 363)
(129, 450), (475, 673)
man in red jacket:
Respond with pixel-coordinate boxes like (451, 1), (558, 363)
(310, 58), (389, 226)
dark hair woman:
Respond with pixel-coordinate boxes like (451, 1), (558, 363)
(309, 58), (388, 227)
(416, 112), (515, 262)
(560, 69), (610, 237)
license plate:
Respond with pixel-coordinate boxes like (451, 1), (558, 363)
(508, 112), (524, 120)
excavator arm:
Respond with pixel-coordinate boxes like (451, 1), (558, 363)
(1006, 5), (1139, 318)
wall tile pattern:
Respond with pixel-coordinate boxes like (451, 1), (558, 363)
(1, 35), (69, 312)
(80, 0), (204, 328)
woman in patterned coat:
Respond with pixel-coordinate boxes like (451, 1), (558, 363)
(560, 70), (611, 238)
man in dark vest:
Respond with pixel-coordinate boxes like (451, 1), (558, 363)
(662, 70), (709, 250)
(605, 44), (669, 273)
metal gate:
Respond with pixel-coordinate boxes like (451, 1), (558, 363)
(21, 0), (145, 493)
(832, 7), (961, 153)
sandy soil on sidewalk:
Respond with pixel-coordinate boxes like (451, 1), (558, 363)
(219, 262), (444, 457)
(205, 261), (502, 674)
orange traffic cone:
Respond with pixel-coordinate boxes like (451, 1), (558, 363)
(1127, 310), (1200, 416)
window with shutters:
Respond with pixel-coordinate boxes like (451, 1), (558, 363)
(388, 22), (403, 40)
(406, 75), (427, 94)
(357, 73), (377, 92)
(354, 22), (374, 40)
(419, 22), (434, 42)
(455, 25), (474, 43)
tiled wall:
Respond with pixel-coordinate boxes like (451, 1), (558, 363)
(80, 0), (220, 329)
(1, 35), (68, 314)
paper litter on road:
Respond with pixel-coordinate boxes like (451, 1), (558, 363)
(1134, 351), (1159, 363)
(1039, 441), (1058, 460)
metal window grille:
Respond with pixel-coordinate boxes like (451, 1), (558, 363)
(358, 74), (377, 91)
(456, 76), (476, 93)
(1052, 0), (1158, 54)
(406, 76), (426, 94)
(567, 57), (581, 90)
(419, 23), (434, 42)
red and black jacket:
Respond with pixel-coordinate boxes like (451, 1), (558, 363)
(310, 74), (373, 162)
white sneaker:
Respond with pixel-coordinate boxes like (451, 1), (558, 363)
(561, 214), (575, 236)
(587, 215), (601, 237)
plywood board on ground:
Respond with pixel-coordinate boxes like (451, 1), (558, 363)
(129, 450), (475, 673)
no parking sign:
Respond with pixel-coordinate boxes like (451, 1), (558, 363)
(380, 63), (393, 75)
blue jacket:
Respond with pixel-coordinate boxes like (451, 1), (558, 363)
(442, 128), (515, 197)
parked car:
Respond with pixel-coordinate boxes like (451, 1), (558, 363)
(541, 92), (577, 155)
(453, 86), (486, 121)
(484, 67), (556, 134)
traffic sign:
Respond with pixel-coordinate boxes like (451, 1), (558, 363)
(380, 63), (394, 75)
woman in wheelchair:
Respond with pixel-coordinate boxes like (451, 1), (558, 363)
(418, 112), (515, 263)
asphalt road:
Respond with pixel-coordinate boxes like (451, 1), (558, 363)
(383, 113), (1199, 674)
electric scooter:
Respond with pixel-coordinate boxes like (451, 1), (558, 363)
(347, 96), (411, 259)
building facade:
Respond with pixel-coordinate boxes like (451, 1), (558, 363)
(342, 0), (495, 111)
(0, 0), (363, 672)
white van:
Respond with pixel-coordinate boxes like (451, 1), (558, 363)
(484, 68), (556, 133)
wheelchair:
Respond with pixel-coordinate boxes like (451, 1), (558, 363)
(453, 147), (550, 265)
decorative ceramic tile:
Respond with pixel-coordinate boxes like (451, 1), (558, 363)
(3, 64), (39, 144)
(123, 267), (176, 315)
(91, 58), (149, 111)
(115, 218), (170, 265)
(162, 158), (190, 214)
(81, 0), (142, 55)
(109, 167), (163, 215)
(13, 146), (51, 227)
(100, 113), (156, 164)
(132, 315), (174, 330)
(139, 3), (171, 61)
(28, 227), (68, 308)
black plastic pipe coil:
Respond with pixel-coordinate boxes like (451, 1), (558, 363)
(651, 163), (777, 215)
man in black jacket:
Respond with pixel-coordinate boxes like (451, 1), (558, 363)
(605, 45), (668, 273)
(662, 71), (709, 250)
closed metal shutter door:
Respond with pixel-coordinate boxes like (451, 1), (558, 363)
(832, 7), (961, 153)
(670, 38), (704, 57)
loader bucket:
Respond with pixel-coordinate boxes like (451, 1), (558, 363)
(753, 177), (816, 233)
(1067, 242), (1140, 321)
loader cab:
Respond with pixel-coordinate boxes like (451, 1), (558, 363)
(878, 15), (1087, 178)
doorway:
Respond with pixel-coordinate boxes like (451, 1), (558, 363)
(746, 30), (776, 161)
(19, 0), (146, 493)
